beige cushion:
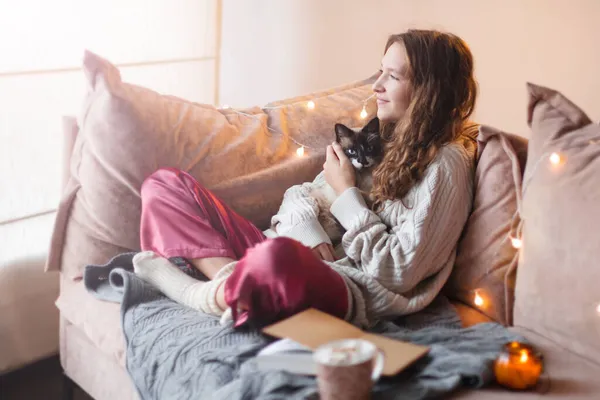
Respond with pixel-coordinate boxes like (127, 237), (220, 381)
(447, 126), (528, 325)
(46, 50), (376, 279)
(513, 83), (600, 362)
(60, 317), (138, 400)
(56, 277), (125, 366)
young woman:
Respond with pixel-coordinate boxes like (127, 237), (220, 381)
(133, 29), (478, 328)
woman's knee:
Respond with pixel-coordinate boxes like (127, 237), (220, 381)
(243, 237), (311, 275)
(140, 168), (191, 222)
(227, 237), (350, 325)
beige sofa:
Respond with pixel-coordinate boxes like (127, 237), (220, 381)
(50, 52), (600, 399)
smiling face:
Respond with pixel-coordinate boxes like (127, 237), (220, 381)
(372, 42), (412, 123)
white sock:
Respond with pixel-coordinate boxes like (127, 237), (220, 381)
(132, 251), (236, 316)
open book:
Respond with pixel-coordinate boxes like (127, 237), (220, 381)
(255, 338), (317, 375)
(254, 308), (429, 377)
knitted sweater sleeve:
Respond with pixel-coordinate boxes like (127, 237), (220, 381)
(330, 145), (473, 295)
(270, 171), (332, 248)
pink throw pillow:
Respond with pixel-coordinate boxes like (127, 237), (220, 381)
(513, 83), (600, 361)
(447, 125), (528, 325)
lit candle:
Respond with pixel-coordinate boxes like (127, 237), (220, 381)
(494, 342), (543, 390)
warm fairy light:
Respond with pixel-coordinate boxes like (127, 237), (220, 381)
(549, 152), (561, 165)
(222, 94), (376, 156)
(511, 237), (523, 249)
(596, 303), (600, 315)
(474, 292), (484, 307)
(360, 106), (368, 119)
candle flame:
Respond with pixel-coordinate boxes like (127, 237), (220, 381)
(519, 350), (529, 363)
(306, 100), (315, 110)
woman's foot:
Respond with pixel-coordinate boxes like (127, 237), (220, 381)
(133, 251), (235, 315)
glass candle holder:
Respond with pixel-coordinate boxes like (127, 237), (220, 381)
(494, 341), (544, 390)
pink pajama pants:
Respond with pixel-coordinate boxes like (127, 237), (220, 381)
(139, 168), (349, 328)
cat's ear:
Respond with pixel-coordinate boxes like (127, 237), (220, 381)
(364, 117), (380, 134)
(334, 123), (354, 142)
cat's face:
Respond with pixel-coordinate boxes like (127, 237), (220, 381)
(334, 117), (382, 170)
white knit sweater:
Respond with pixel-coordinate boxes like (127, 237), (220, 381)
(269, 139), (475, 328)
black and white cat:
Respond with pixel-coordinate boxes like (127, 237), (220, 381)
(310, 117), (383, 244)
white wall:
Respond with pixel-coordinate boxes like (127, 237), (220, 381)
(0, 0), (218, 224)
(219, 0), (599, 135)
(0, 0), (218, 372)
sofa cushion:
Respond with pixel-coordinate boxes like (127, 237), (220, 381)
(56, 277), (126, 366)
(447, 126), (528, 326)
(46, 50), (377, 279)
(513, 83), (600, 362)
(57, 278), (600, 399)
(60, 318), (138, 400)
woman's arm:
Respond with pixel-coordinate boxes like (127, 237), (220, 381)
(270, 172), (332, 249)
(330, 144), (474, 294)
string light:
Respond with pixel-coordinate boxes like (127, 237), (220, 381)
(360, 106), (368, 119)
(222, 93), (375, 157)
(510, 236), (523, 249)
(596, 303), (600, 315)
(474, 291), (484, 307)
(549, 152), (561, 165)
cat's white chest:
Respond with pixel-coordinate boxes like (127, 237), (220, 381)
(318, 183), (338, 205)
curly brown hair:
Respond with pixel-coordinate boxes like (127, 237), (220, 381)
(371, 30), (477, 210)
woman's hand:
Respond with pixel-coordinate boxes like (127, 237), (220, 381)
(324, 142), (356, 195)
(312, 242), (337, 262)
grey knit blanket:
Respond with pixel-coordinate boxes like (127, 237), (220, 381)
(84, 252), (523, 400)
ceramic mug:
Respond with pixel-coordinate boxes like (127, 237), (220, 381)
(313, 339), (384, 400)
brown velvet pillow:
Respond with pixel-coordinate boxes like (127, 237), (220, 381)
(447, 125), (528, 326)
(513, 83), (600, 361)
(46, 50), (377, 279)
